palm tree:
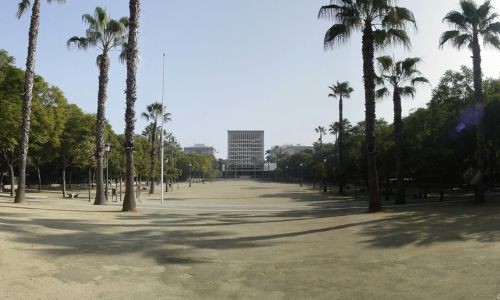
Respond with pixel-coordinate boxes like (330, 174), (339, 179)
(440, 0), (500, 204)
(328, 81), (353, 194)
(329, 122), (340, 142)
(376, 56), (428, 205)
(123, 0), (141, 212)
(319, 0), (416, 212)
(67, 7), (128, 205)
(14, 0), (65, 204)
(315, 126), (327, 147)
(141, 102), (171, 194)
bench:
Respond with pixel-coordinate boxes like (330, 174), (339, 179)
(67, 193), (79, 199)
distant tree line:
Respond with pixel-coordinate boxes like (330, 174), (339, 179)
(0, 49), (218, 197)
(267, 66), (500, 204)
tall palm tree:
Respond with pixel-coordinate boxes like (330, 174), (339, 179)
(315, 126), (327, 147)
(14, 0), (65, 204)
(141, 102), (171, 194)
(67, 7), (128, 205)
(123, 0), (141, 212)
(376, 56), (428, 205)
(440, 0), (500, 204)
(319, 0), (416, 212)
(328, 81), (353, 194)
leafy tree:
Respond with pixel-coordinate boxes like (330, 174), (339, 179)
(319, 0), (416, 212)
(376, 56), (428, 204)
(15, 0), (66, 203)
(440, 0), (500, 204)
(328, 81), (354, 194)
(67, 6), (128, 205)
(30, 84), (68, 191)
(59, 105), (95, 197)
(0, 60), (23, 196)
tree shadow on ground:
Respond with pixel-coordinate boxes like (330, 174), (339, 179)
(1, 195), (500, 267)
(359, 202), (500, 248)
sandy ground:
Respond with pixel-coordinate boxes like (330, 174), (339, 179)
(0, 180), (499, 299)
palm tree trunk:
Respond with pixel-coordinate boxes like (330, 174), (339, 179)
(362, 22), (381, 212)
(393, 90), (405, 205)
(94, 52), (110, 205)
(472, 34), (485, 204)
(88, 168), (92, 202)
(149, 122), (156, 194)
(62, 159), (66, 198)
(15, 0), (41, 204)
(9, 163), (15, 198)
(122, 0), (141, 212)
(338, 95), (344, 194)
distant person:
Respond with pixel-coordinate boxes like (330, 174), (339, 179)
(136, 183), (142, 203)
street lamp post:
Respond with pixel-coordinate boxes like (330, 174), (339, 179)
(189, 163), (192, 187)
(299, 163), (303, 187)
(105, 143), (111, 201)
(323, 158), (327, 193)
(285, 165), (289, 183)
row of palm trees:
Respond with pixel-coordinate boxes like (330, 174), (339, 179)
(14, 0), (142, 211)
(319, 0), (499, 211)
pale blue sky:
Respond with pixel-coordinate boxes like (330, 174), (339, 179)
(1, 0), (499, 158)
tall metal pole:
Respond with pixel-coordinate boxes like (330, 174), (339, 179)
(160, 53), (165, 205)
(105, 148), (109, 201)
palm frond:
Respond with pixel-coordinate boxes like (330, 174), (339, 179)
(482, 22), (500, 34)
(96, 54), (103, 67)
(94, 7), (109, 27)
(141, 112), (150, 121)
(119, 42), (128, 64)
(460, 0), (478, 19)
(399, 86), (416, 98)
(411, 76), (429, 85)
(442, 11), (468, 31)
(383, 6), (417, 31)
(483, 32), (500, 49)
(375, 28), (411, 49)
(477, 0), (492, 21)
(401, 57), (421, 73)
(376, 55), (393, 71)
(82, 14), (97, 28)
(16, 0), (31, 19)
(67, 36), (91, 50)
(324, 24), (352, 49)
(318, 4), (344, 20)
(375, 87), (390, 99)
(439, 30), (461, 48)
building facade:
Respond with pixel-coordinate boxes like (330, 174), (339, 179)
(227, 130), (264, 174)
(184, 144), (215, 156)
(281, 144), (314, 155)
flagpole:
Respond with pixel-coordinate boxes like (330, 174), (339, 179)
(160, 53), (165, 205)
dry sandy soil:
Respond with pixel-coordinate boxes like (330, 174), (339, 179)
(0, 180), (499, 299)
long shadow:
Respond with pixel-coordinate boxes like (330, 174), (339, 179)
(1, 192), (500, 269)
(358, 201), (500, 248)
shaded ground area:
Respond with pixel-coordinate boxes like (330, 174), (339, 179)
(0, 180), (499, 299)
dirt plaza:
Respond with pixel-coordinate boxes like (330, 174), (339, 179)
(0, 180), (499, 299)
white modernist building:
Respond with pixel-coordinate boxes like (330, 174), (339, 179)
(227, 130), (264, 175)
